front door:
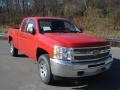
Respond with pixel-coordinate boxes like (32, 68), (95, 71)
(23, 19), (37, 60)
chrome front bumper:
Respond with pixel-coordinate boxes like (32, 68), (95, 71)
(50, 55), (113, 78)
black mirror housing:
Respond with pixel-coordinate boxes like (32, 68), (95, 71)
(80, 28), (83, 32)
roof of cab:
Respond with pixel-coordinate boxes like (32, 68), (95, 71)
(24, 17), (66, 20)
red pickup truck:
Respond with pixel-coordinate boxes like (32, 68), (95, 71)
(8, 17), (113, 84)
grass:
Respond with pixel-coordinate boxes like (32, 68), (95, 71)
(0, 25), (8, 33)
(86, 30), (120, 39)
(74, 7), (120, 39)
(83, 16), (120, 38)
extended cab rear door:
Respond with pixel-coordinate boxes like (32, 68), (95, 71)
(18, 19), (28, 53)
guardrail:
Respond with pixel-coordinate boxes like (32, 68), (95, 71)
(0, 33), (7, 39)
(108, 38), (120, 47)
(108, 38), (120, 42)
(0, 33), (5, 36)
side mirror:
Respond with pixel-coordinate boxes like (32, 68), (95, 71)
(27, 27), (36, 35)
(75, 25), (83, 33)
(80, 28), (83, 32)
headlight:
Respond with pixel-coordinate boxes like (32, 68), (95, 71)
(53, 45), (73, 60)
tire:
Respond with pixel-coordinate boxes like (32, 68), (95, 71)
(9, 41), (18, 56)
(38, 54), (53, 84)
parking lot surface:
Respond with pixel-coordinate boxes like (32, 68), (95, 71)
(0, 40), (120, 90)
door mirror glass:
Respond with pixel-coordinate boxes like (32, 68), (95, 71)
(27, 23), (36, 35)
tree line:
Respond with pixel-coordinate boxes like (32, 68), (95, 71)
(0, 0), (120, 30)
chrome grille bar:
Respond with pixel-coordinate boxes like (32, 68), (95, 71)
(72, 45), (110, 61)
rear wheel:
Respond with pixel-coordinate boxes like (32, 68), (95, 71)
(9, 41), (18, 56)
(38, 54), (54, 84)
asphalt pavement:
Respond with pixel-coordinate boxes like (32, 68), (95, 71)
(0, 40), (120, 90)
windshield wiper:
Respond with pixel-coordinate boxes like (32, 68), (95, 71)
(64, 31), (80, 33)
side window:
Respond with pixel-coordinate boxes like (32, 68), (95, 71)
(21, 19), (27, 32)
(26, 19), (36, 35)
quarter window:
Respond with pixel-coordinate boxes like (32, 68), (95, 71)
(21, 19), (27, 32)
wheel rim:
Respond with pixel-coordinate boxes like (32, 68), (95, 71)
(10, 43), (13, 54)
(39, 59), (48, 80)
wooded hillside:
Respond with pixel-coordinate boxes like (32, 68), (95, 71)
(0, 0), (120, 38)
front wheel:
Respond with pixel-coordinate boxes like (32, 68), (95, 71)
(38, 54), (54, 84)
(9, 41), (18, 56)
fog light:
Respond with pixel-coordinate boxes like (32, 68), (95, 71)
(101, 67), (106, 71)
(77, 71), (84, 76)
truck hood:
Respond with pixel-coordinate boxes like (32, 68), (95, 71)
(44, 33), (109, 47)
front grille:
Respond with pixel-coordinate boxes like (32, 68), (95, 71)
(72, 45), (110, 61)
(74, 52), (109, 60)
(73, 46), (110, 53)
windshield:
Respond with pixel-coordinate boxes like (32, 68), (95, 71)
(38, 19), (82, 33)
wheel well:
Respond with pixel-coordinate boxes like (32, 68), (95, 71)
(36, 48), (49, 61)
(8, 36), (12, 42)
